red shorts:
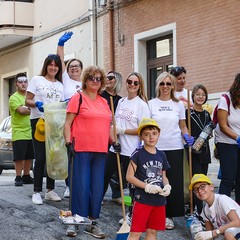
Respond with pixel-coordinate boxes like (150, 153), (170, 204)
(130, 201), (166, 232)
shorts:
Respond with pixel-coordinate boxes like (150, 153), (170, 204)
(130, 201), (165, 232)
(12, 140), (34, 161)
(226, 227), (240, 239)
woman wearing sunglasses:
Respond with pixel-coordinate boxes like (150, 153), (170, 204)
(64, 66), (116, 238)
(103, 72), (150, 224)
(101, 71), (123, 204)
(148, 72), (194, 230)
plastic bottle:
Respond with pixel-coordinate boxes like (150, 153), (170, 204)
(192, 122), (215, 152)
(190, 216), (203, 240)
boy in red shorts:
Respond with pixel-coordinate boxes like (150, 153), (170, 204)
(126, 118), (171, 240)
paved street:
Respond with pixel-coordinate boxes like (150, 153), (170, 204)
(0, 161), (220, 240)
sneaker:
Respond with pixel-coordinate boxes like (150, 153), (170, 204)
(32, 192), (43, 205)
(22, 174), (34, 184)
(45, 190), (61, 202)
(66, 225), (79, 237)
(15, 176), (23, 186)
(111, 197), (122, 204)
(83, 221), (106, 239)
(64, 187), (70, 198)
(118, 212), (132, 225)
(166, 217), (174, 230)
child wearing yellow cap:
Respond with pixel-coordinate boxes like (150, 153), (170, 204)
(189, 174), (240, 240)
(126, 118), (171, 240)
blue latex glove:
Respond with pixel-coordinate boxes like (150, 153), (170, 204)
(35, 101), (44, 112)
(183, 133), (194, 146)
(236, 136), (240, 148)
(58, 32), (73, 46)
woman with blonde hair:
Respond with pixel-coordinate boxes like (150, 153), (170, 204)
(148, 72), (194, 230)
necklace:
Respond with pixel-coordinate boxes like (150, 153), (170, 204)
(191, 109), (207, 130)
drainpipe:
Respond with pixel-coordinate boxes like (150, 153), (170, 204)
(108, 0), (114, 71)
(13, 0), (16, 30)
(90, 0), (97, 65)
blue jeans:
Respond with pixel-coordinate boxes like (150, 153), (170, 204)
(71, 152), (106, 219)
(217, 142), (240, 204)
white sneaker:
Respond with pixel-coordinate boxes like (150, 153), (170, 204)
(118, 212), (131, 225)
(32, 192), (43, 205)
(64, 187), (70, 198)
(45, 190), (61, 202)
(166, 217), (174, 230)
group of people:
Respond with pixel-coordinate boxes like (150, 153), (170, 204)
(8, 30), (240, 240)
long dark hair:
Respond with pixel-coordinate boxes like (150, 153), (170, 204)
(229, 73), (240, 108)
(40, 54), (62, 82)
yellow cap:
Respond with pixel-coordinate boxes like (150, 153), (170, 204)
(137, 118), (160, 136)
(34, 118), (45, 142)
(189, 174), (212, 190)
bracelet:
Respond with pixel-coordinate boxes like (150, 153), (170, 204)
(65, 142), (71, 147)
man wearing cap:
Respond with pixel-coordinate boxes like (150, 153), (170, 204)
(189, 174), (240, 240)
(9, 73), (34, 186)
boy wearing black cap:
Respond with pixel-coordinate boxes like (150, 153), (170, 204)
(189, 174), (240, 240)
(126, 118), (171, 240)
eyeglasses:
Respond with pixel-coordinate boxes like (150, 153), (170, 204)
(195, 93), (206, 98)
(107, 76), (115, 80)
(159, 82), (172, 86)
(69, 64), (81, 69)
(192, 183), (208, 194)
(126, 79), (140, 86)
(17, 77), (28, 84)
(88, 76), (102, 82)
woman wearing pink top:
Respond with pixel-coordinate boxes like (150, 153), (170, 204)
(64, 66), (116, 238)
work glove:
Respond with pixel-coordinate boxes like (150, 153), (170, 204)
(112, 142), (121, 153)
(160, 184), (172, 197)
(116, 126), (125, 135)
(35, 101), (44, 112)
(58, 32), (73, 46)
(65, 142), (75, 162)
(236, 136), (240, 148)
(145, 183), (163, 194)
(194, 231), (212, 240)
(183, 133), (194, 146)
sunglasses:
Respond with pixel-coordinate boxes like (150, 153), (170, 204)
(192, 183), (208, 194)
(69, 64), (81, 69)
(107, 76), (115, 80)
(126, 79), (140, 86)
(48, 54), (60, 59)
(17, 77), (28, 84)
(159, 82), (172, 86)
(170, 66), (186, 75)
(88, 76), (102, 82)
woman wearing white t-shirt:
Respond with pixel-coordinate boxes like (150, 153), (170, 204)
(57, 32), (83, 197)
(103, 72), (150, 222)
(215, 73), (240, 205)
(26, 54), (64, 205)
(148, 72), (194, 230)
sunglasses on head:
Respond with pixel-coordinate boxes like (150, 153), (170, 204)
(159, 82), (171, 86)
(107, 76), (115, 80)
(88, 76), (102, 82)
(126, 79), (140, 86)
(17, 76), (28, 84)
(170, 66), (186, 75)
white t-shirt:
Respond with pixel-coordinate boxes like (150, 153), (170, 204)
(62, 71), (82, 100)
(214, 92), (240, 144)
(110, 96), (150, 156)
(174, 88), (193, 108)
(27, 76), (64, 119)
(202, 194), (240, 229)
(148, 98), (185, 150)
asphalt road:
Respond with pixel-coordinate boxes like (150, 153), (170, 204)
(0, 170), (192, 240)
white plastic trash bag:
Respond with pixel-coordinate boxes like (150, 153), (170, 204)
(44, 101), (68, 180)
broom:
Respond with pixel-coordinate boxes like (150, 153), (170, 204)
(110, 97), (130, 240)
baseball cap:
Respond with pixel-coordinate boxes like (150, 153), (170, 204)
(137, 118), (160, 136)
(189, 174), (212, 190)
(34, 118), (45, 142)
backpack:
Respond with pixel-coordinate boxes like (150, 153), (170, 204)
(212, 93), (230, 125)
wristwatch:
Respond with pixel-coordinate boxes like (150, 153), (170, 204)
(215, 229), (221, 236)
